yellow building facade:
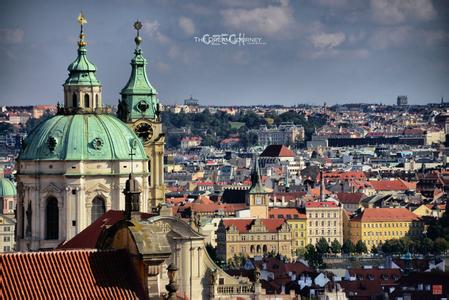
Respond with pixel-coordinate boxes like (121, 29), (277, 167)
(269, 208), (307, 250)
(216, 218), (293, 263)
(349, 208), (423, 247)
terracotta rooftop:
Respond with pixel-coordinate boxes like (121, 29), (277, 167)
(260, 144), (295, 157)
(369, 179), (416, 191)
(305, 201), (338, 208)
(1, 249), (148, 300)
(269, 208), (307, 219)
(336, 192), (366, 204)
(352, 208), (420, 222)
(58, 210), (154, 250)
(223, 218), (286, 233)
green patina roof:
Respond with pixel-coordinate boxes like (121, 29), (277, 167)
(118, 41), (160, 121)
(64, 45), (101, 86)
(121, 48), (156, 95)
(19, 114), (147, 161)
(249, 159), (271, 194)
(0, 178), (16, 197)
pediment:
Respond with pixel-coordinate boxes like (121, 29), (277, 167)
(86, 183), (111, 194)
(41, 183), (62, 194)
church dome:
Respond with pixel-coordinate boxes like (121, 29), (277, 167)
(0, 178), (16, 197)
(19, 114), (147, 161)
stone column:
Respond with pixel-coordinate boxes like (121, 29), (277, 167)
(58, 195), (65, 241)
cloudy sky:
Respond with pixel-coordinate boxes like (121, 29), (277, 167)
(1, 0), (448, 106)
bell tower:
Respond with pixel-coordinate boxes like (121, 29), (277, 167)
(117, 21), (165, 210)
(63, 12), (102, 112)
(247, 158), (272, 219)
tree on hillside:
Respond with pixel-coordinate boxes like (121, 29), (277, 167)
(342, 240), (355, 254)
(355, 240), (368, 254)
(316, 238), (330, 254)
(331, 239), (342, 254)
(304, 244), (323, 269)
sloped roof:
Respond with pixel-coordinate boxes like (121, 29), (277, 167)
(336, 192), (366, 204)
(1, 249), (148, 300)
(352, 208), (420, 222)
(269, 208), (307, 219)
(223, 218), (286, 233)
(369, 179), (416, 191)
(305, 201), (338, 208)
(58, 210), (154, 250)
(260, 145), (295, 157)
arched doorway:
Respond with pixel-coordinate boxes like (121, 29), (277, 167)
(72, 94), (77, 107)
(91, 196), (106, 223)
(46, 197), (59, 240)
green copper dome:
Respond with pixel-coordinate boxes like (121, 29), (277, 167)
(0, 178), (16, 197)
(64, 46), (100, 86)
(118, 27), (160, 122)
(19, 114), (147, 161)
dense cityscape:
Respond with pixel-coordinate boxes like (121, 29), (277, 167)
(1, 1), (449, 300)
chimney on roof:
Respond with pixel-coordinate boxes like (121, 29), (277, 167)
(123, 173), (141, 220)
(320, 169), (325, 202)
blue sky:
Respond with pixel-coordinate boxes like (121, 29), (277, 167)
(0, 0), (448, 106)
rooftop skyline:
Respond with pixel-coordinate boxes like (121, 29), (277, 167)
(1, 0), (448, 106)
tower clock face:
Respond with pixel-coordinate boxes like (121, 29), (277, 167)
(134, 121), (153, 144)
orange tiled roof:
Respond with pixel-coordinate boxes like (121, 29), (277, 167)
(58, 210), (155, 250)
(305, 201), (338, 208)
(269, 208), (307, 219)
(223, 218), (286, 233)
(260, 145), (295, 157)
(353, 208), (420, 222)
(369, 179), (416, 191)
(1, 249), (148, 300)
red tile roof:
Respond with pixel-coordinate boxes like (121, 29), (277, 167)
(305, 201), (338, 208)
(260, 145), (295, 157)
(336, 192), (366, 204)
(369, 179), (416, 191)
(1, 249), (148, 300)
(352, 208), (420, 222)
(268, 208), (307, 219)
(322, 171), (367, 181)
(58, 210), (154, 250)
(223, 218), (286, 233)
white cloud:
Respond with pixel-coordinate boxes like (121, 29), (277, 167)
(370, 0), (436, 24)
(0, 28), (24, 44)
(142, 20), (170, 44)
(310, 32), (346, 49)
(178, 16), (196, 35)
(368, 26), (412, 49)
(156, 61), (171, 73)
(220, 0), (294, 36)
(368, 25), (449, 50)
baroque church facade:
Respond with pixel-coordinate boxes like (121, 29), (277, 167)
(15, 16), (164, 251)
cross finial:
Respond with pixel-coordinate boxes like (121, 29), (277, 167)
(77, 12), (88, 47)
(129, 146), (136, 173)
(133, 20), (143, 49)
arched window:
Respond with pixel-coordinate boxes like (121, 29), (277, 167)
(263, 245), (268, 253)
(250, 245), (255, 253)
(72, 94), (77, 107)
(84, 94), (90, 108)
(91, 196), (105, 223)
(95, 94), (99, 108)
(46, 197), (59, 240)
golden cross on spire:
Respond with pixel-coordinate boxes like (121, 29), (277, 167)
(77, 12), (87, 47)
(77, 12), (87, 26)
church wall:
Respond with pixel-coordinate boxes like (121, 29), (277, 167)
(16, 159), (149, 251)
